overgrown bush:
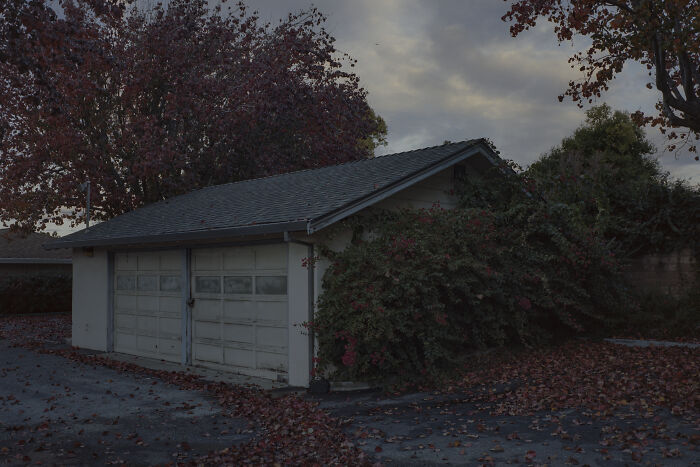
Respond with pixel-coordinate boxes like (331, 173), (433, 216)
(312, 106), (699, 385)
(312, 198), (630, 386)
(0, 273), (72, 315)
(527, 104), (699, 257)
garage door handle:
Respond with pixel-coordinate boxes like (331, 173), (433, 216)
(187, 297), (195, 307)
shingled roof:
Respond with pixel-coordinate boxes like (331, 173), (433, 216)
(46, 139), (498, 249)
(1, 230), (71, 262)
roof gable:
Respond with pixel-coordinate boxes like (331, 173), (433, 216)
(46, 139), (498, 249)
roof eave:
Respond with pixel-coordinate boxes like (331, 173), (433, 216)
(308, 142), (493, 233)
(0, 258), (72, 264)
(43, 220), (309, 250)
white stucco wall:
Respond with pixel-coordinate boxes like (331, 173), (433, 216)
(374, 168), (459, 210)
(72, 247), (110, 351)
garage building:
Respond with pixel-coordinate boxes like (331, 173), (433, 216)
(46, 140), (499, 387)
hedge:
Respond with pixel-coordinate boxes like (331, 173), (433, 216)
(0, 273), (72, 315)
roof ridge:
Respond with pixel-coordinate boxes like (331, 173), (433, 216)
(194, 139), (478, 193)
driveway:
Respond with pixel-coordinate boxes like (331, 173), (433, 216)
(311, 390), (698, 466)
(2, 315), (698, 466)
(0, 339), (252, 465)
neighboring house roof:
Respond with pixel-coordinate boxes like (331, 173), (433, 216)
(0, 229), (71, 263)
(46, 139), (499, 249)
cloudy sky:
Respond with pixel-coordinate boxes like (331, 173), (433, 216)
(248, 0), (698, 181)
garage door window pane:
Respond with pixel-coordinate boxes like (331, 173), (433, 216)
(116, 275), (136, 291)
(160, 275), (182, 292)
(255, 276), (287, 295)
(137, 275), (158, 291)
(196, 276), (221, 293)
(224, 276), (252, 294)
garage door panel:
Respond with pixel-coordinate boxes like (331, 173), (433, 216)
(224, 347), (255, 368)
(114, 314), (134, 330)
(256, 327), (287, 348)
(195, 321), (220, 340)
(115, 332), (137, 350)
(193, 251), (221, 271)
(159, 296), (181, 313)
(114, 294), (137, 311)
(223, 300), (255, 321)
(136, 295), (159, 312)
(194, 343), (223, 363)
(223, 324), (255, 344)
(159, 251), (181, 270)
(256, 301), (286, 322)
(115, 254), (137, 271)
(136, 315), (158, 333)
(195, 299), (222, 320)
(136, 335), (158, 353)
(223, 248), (255, 270)
(257, 351), (287, 371)
(157, 337), (180, 356)
(137, 253), (159, 271)
(159, 317), (181, 336)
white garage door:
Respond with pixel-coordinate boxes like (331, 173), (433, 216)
(191, 244), (288, 380)
(113, 251), (183, 363)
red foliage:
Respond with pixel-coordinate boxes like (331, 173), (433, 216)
(0, 315), (369, 465)
(0, 0), (386, 232)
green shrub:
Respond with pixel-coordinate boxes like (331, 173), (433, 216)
(312, 201), (630, 386)
(0, 273), (72, 315)
(526, 104), (699, 257)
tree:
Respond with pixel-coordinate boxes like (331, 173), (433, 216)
(527, 104), (699, 255)
(0, 0), (387, 232)
(503, 0), (700, 157)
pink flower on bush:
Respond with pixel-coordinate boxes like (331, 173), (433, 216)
(341, 349), (357, 367)
(435, 313), (447, 325)
(369, 351), (386, 365)
(518, 297), (532, 310)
